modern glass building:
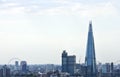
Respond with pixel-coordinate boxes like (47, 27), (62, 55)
(85, 22), (97, 77)
(62, 50), (76, 75)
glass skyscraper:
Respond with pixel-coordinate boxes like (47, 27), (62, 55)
(85, 22), (97, 77)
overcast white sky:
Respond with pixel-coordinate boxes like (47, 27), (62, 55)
(0, 0), (120, 64)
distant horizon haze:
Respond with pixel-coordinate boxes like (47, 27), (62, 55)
(0, 0), (119, 64)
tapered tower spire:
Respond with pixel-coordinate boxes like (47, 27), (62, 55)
(85, 21), (97, 77)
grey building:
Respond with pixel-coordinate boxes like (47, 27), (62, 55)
(67, 56), (76, 75)
(62, 50), (68, 73)
(15, 61), (19, 67)
(20, 61), (27, 73)
(62, 50), (76, 75)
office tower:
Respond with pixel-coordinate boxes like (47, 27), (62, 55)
(62, 50), (76, 75)
(106, 63), (111, 73)
(62, 50), (68, 72)
(85, 22), (97, 77)
(0, 65), (10, 77)
(67, 55), (76, 75)
(111, 62), (114, 77)
(20, 61), (27, 73)
(15, 61), (19, 67)
(15, 61), (19, 70)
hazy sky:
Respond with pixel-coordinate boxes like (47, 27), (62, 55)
(0, 0), (120, 64)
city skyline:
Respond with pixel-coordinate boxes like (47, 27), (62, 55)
(0, 0), (120, 64)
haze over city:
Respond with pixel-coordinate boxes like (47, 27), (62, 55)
(0, 0), (120, 64)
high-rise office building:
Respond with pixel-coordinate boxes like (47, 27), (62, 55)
(62, 50), (76, 75)
(67, 55), (76, 75)
(15, 61), (19, 70)
(62, 50), (68, 72)
(20, 61), (27, 73)
(85, 22), (97, 77)
(15, 61), (19, 67)
(110, 62), (114, 72)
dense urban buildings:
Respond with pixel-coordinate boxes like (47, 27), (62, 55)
(0, 65), (10, 77)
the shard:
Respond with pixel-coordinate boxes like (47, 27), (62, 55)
(85, 21), (97, 77)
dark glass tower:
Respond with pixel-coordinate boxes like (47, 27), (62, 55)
(85, 22), (97, 77)
(62, 50), (68, 72)
(62, 50), (76, 75)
